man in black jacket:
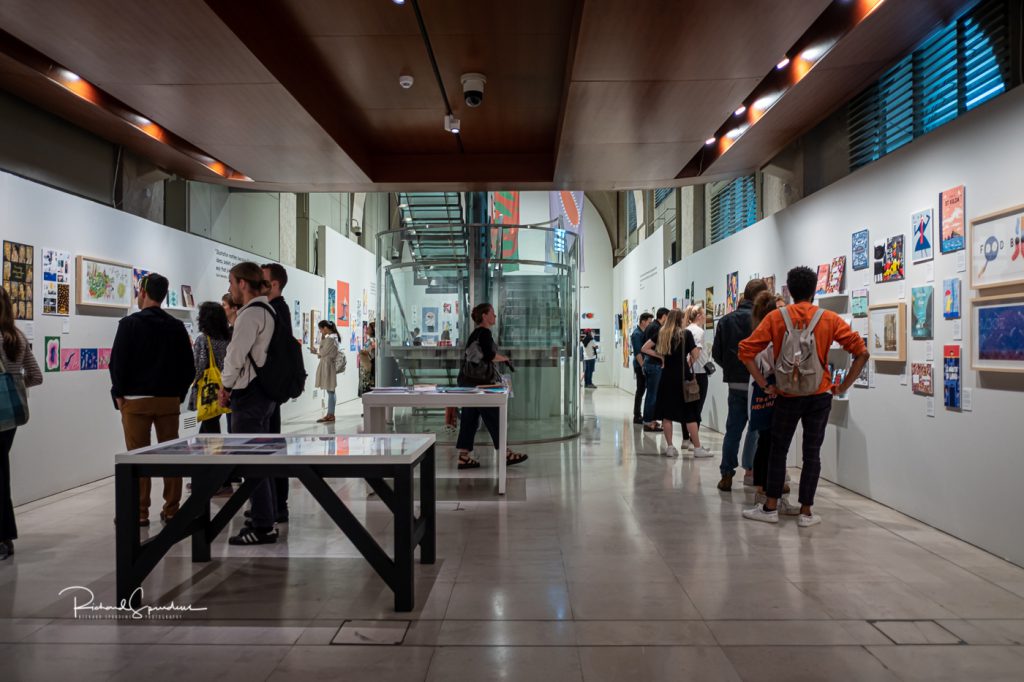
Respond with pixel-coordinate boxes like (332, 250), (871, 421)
(110, 273), (194, 525)
(262, 263), (294, 523)
(711, 278), (768, 491)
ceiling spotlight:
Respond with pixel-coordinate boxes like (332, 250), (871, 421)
(752, 93), (781, 111)
(776, 57), (790, 70)
(444, 114), (461, 134)
(799, 43), (831, 63)
(392, 0), (406, 5)
(62, 69), (81, 82)
(725, 125), (749, 140)
(734, 105), (746, 116)
(705, 137), (717, 145)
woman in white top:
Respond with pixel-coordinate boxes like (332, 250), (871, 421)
(683, 305), (711, 452)
(582, 330), (598, 388)
(313, 320), (341, 423)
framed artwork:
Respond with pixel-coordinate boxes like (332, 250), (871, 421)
(44, 336), (60, 372)
(132, 268), (149, 300)
(41, 247), (71, 316)
(3, 240), (34, 320)
(60, 348), (80, 372)
(911, 208), (934, 263)
(827, 256), (846, 294)
(337, 280), (350, 326)
(309, 309), (321, 353)
(969, 203), (1024, 290)
(76, 256), (132, 308)
(97, 348), (112, 370)
(704, 287), (714, 330)
(911, 362), (933, 396)
(943, 345), (961, 409)
(911, 286), (933, 340)
(815, 264), (829, 295)
(620, 299), (630, 367)
(883, 235), (905, 282)
(327, 288), (336, 324)
(180, 285), (195, 308)
(939, 185), (965, 254)
(868, 302), (906, 362)
(971, 293), (1024, 373)
(942, 278), (961, 319)
(851, 289), (869, 317)
(80, 348), (99, 371)
(726, 272), (738, 313)
(852, 229), (870, 270)
(763, 275), (776, 294)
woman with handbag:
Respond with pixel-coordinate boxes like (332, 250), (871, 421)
(645, 309), (709, 458)
(189, 302), (231, 435)
(455, 303), (528, 470)
(683, 305), (712, 448)
(0, 287), (42, 560)
(314, 320), (341, 423)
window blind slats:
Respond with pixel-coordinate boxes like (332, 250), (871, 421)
(709, 176), (756, 244)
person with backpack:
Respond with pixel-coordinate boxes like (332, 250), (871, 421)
(262, 263), (296, 523)
(218, 262), (281, 545)
(454, 303), (527, 470)
(314, 320), (341, 423)
(738, 266), (869, 527)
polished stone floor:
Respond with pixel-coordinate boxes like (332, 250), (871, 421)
(2, 389), (1024, 681)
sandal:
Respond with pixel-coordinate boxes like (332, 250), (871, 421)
(506, 450), (529, 466)
(457, 452), (481, 470)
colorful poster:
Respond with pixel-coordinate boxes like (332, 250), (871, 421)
(851, 229), (870, 270)
(726, 272), (739, 313)
(60, 348), (80, 372)
(3, 240), (34, 320)
(815, 264), (830, 295)
(549, 190), (584, 269)
(97, 348), (112, 370)
(337, 280), (350, 327)
(132, 268), (149, 300)
(911, 362), (933, 396)
(851, 289), (869, 317)
(41, 248), (71, 317)
(44, 336), (60, 372)
(492, 191), (521, 272)
(939, 185), (965, 254)
(827, 256), (846, 294)
(873, 240), (885, 283)
(943, 345), (961, 408)
(620, 299), (631, 367)
(704, 287), (714, 329)
(977, 301), (1024, 362)
(327, 288), (336, 325)
(80, 348), (98, 371)
(883, 235), (905, 282)
(943, 278), (961, 319)
(970, 208), (1024, 290)
(911, 286), (933, 339)
(77, 256), (132, 308)
(911, 208), (934, 263)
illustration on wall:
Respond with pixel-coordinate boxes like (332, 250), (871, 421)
(944, 345), (961, 409)
(327, 288), (336, 325)
(180, 285), (195, 308)
(44, 336), (60, 372)
(41, 248), (71, 316)
(704, 287), (714, 330)
(939, 185), (965, 253)
(302, 313), (310, 346)
(3, 240), (34, 320)
(337, 280), (350, 326)
(882, 235), (905, 282)
(60, 348), (80, 372)
(911, 208), (934, 263)
(851, 289), (869, 317)
(80, 348), (98, 371)
(868, 302), (906, 361)
(971, 293), (1024, 372)
(943, 278), (961, 319)
(911, 362), (934, 396)
(422, 306), (438, 335)
(969, 205), (1024, 290)
(911, 286), (933, 340)
(726, 272), (739, 313)
(309, 309), (321, 353)
(827, 256), (846, 294)
(763, 275), (776, 294)
(852, 229), (870, 271)
(132, 268), (149, 300)
(97, 348), (111, 370)
(620, 299), (631, 367)
(854, 338), (870, 388)
(76, 256), (132, 308)
(815, 264), (830, 296)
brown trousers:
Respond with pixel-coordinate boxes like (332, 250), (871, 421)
(120, 397), (182, 520)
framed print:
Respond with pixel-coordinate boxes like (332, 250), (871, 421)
(868, 302), (906, 362)
(852, 229), (870, 271)
(969, 203), (1024, 290)
(883, 234), (905, 282)
(971, 293), (1024, 373)
(76, 256), (132, 308)
(939, 185), (965, 254)
(3, 240), (34, 320)
(911, 208), (934, 263)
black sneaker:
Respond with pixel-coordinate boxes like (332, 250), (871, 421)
(229, 526), (278, 545)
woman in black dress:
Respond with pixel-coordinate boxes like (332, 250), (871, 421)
(648, 309), (705, 457)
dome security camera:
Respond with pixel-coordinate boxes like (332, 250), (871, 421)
(398, 74), (414, 89)
(460, 73), (486, 108)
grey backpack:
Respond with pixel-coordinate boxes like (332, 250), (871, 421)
(775, 306), (826, 396)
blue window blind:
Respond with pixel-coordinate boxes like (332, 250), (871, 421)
(627, 191), (638, 233)
(654, 188), (673, 207)
(849, 0), (1011, 171)
(709, 175), (758, 244)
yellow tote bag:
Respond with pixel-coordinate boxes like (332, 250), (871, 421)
(197, 337), (231, 422)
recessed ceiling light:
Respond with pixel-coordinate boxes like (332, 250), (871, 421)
(734, 105), (746, 116)
(752, 93), (780, 111)
(725, 125), (749, 140)
(392, 0), (406, 5)
(799, 44), (829, 63)
(705, 137), (717, 145)
(776, 57), (790, 70)
(61, 69), (81, 82)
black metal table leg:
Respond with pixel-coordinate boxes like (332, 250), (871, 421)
(191, 494), (212, 563)
(115, 464), (141, 603)
(393, 466), (415, 612)
(419, 445), (436, 564)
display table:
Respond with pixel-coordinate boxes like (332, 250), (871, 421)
(362, 389), (509, 494)
(114, 433), (435, 612)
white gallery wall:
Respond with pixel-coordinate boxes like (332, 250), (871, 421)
(0, 171), (326, 505)
(613, 228), (665, 390)
(661, 86), (1024, 567)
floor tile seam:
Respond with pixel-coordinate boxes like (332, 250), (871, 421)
(14, 476), (114, 514)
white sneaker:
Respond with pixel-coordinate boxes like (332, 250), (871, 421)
(692, 447), (713, 458)
(777, 497), (801, 516)
(664, 445), (679, 457)
(798, 513), (822, 527)
(742, 505), (779, 524)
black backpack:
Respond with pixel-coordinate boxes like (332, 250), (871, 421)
(247, 302), (307, 403)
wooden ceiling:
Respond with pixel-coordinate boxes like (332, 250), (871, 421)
(0, 0), (977, 191)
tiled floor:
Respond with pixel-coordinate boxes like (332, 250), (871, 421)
(2, 388), (1023, 681)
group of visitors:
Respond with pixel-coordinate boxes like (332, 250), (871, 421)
(629, 266), (869, 527)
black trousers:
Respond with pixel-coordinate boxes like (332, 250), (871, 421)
(198, 415), (221, 434)
(270, 403), (289, 511)
(766, 393), (832, 506)
(456, 406), (500, 452)
(231, 386), (277, 529)
(0, 428), (16, 541)
(752, 427), (771, 489)
(633, 364), (646, 420)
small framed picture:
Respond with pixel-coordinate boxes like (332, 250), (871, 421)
(969, 203), (1024, 290)
(970, 292), (1024, 373)
(868, 302), (907, 362)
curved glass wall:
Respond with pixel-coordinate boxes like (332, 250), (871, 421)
(376, 222), (579, 444)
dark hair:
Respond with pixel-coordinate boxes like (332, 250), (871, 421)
(198, 301), (231, 340)
(367, 321), (375, 337)
(786, 266), (817, 303)
(639, 312), (654, 323)
(751, 290), (777, 328)
(0, 287), (21, 359)
(261, 262), (288, 290)
(230, 262), (267, 292)
(318, 320), (339, 336)
(221, 293), (239, 310)
(471, 303), (493, 325)
(743, 278), (769, 303)
(583, 329), (593, 344)
(655, 307), (670, 320)
(143, 272), (169, 304)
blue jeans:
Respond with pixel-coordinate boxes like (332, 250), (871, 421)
(642, 363), (662, 423)
(584, 359), (596, 386)
(720, 388), (759, 476)
(326, 390), (336, 416)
